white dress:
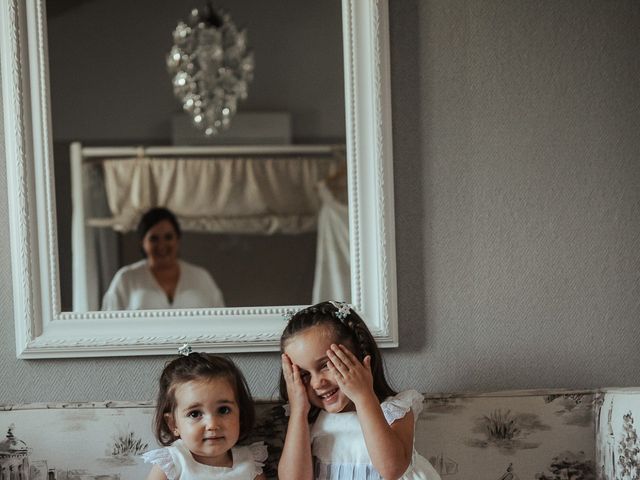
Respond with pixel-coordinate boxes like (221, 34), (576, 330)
(142, 440), (267, 480)
(310, 390), (441, 480)
(101, 259), (225, 310)
(312, 180), (350, 304)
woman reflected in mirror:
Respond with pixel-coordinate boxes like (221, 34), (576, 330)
(101, 207), (225, 311)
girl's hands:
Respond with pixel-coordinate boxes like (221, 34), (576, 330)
(326, 344), (376, 406)
(281, 353), (310, 417)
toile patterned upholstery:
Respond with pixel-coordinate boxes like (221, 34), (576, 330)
(1, 388), (638, 479)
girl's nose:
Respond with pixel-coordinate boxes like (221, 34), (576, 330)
(205, 415), (218, 430)
(310, 372), (328, 389)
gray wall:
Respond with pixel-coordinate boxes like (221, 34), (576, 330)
(1, 0), (640, 403)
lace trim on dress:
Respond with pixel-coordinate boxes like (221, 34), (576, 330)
(248, 441), (269, 475)
(142, 448), (177, 480)
(381, 390), (425, 425)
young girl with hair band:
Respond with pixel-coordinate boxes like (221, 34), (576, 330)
(279, 301), (440, 480)
(143, 349), (267, 480)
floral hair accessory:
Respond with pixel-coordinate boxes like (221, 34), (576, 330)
(282, 308), (298, 322)
(329, 301), (352, 320)
(178, 343), (193, 356)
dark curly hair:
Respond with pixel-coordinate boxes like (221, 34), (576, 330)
(279, 301), (396, 421)
(153, 352), (255, 445)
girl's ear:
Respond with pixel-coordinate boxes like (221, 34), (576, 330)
(363, 355), (372, 371)
(164, 413), (179, 436)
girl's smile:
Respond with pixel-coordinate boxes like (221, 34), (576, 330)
(284, 325), (355, 413)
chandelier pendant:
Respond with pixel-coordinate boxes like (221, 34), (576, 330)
(167, 4), (255, 136)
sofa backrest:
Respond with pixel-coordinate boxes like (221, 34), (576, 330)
(3, 388), (637, 479)
(417, 389), (597, 479)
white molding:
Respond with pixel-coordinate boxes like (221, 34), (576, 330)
(1, 0), (398, 358)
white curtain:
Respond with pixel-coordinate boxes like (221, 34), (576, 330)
(96, 155), (343, 234)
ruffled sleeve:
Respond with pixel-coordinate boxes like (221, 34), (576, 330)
(141, 447), (176, 480)
(380, 390), (425, 425)
(248, 441), (268, 475)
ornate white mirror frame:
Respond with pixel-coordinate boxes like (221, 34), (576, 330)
(0, 0), (398, 359)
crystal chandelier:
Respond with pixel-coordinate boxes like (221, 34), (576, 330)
(166, 4), (255, 136)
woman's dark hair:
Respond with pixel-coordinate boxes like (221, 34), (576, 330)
(279, 301), (396, 421)
(153, 352), (255, 446)
(137, 207), (181, 257)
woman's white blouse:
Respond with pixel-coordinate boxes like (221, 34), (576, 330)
(310, 390), (441, 480)
(101, 259), (225, 310)
(142, 440), (267, 480)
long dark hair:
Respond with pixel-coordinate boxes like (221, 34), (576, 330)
(279, 301), (396, 420)
(153, 352), (255, 445)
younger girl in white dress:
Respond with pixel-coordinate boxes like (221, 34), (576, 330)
(279, 301), (441, 480)
(143, 350), (267, 480)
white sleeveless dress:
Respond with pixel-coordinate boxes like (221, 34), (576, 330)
(310, 390), (441, 480)
(142, 440), (267, 480)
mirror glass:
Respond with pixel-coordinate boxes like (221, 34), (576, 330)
(47, 0), (347, 311)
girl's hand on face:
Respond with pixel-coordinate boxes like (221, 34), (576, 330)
(281, 353), (311, 416)
(326, 344), (376, 406)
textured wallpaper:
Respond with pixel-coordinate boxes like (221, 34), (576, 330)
(1, 0), (640, 404)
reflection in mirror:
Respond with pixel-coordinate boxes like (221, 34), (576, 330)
(46, 0), (348, 311)
(1, 0), (397, 357)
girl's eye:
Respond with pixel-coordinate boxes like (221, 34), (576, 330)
(321, 362), (329, 370)
(187, 410), (202, 419)
(164, 234), (175, 241)
(218, 406), (232, 415)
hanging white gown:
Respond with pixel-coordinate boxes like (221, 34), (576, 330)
(312, 181), (350, 303)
